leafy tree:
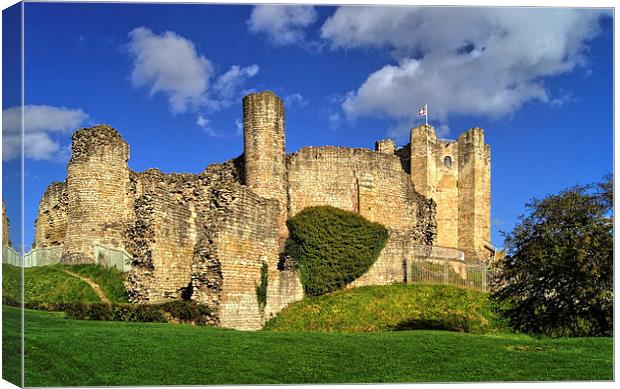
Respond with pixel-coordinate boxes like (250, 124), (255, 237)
(492, 175), (613, 337)
(285, 206), (388, 296)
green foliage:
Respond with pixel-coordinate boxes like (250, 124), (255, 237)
(11, 305), (612, 386)
(492, 175), (613, 337)
(19, 299), (213, 325)
(255, 262), (268, 309)
(265, 284), (509, 334)
(285, 206), (388, 296)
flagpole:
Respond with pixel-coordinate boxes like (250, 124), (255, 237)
(425, 104), (428, 126)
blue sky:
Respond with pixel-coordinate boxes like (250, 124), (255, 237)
(1, 2), (614, 250)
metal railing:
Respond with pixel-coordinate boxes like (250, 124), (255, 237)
(412, 245), (465, 261)
(24, 246), (64, 267)
(2, 244), (132, 272)
(93, 244), (133, 272)
(406, 246), (495, 292)
(2, 246), (22, 267)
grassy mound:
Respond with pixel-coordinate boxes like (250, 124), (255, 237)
(265, 284), (508, 334)
(2, 263), (128, 304)
(48, 264), (128, 303)
(285, 206), (388, 296)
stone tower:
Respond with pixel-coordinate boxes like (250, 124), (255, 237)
(62, 125), (131, 263)
(410, 125), (491, 261)
(242, 91), (288, 245)
(457, 128), (491, 261)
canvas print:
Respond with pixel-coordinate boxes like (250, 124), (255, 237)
(1, 1), (614, 386)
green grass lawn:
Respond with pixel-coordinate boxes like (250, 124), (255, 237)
(3, 306), (612, 386)
(266, 284), (508, 334)
(2, 263), (128, 304)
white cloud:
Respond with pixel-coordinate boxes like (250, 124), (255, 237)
(127, 27), (260, 123)
(213, 64), (260, 105)
(284, 93), (308, 107)
(235, 118), (243, 135)
(2, 105), (88, 161)
(128, 27), (212, 114)
(328, 111), (343, 130)
(196, 115), (209, 128)
(247, 5), (317, 46)
(322, 7), (608, 124)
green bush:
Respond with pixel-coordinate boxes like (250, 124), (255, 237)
(255, 262), (268, 309)
(285, 206), (388, 296)
(17, 299), (213, 325)
(158, 300), (213, 324)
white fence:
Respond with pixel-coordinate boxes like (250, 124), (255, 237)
(93, 244), (133, 272)
(406, 245), (493, 292)
(2, 246), (21, 267)
(2, 244), (132, 272)
(24, 246), (64, 267)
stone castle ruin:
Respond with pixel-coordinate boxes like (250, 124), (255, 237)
(33, 91), (492, 330)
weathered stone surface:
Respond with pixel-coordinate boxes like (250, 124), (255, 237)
(34, 182), (67, 248)
(62, 125), (131, 264)
(375, 138), (395, 155)
(2, 199), (11, 247)
(32, 91), (491, 330)
(243, 91), (288, 246)
(410, 125), (491, 261)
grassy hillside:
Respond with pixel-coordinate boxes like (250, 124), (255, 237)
(3, 306), (612, 386)
(2, 263), (128, 304)
(266, 284), (508, 334)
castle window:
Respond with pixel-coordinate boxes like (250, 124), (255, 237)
(444, 156), (452, 168)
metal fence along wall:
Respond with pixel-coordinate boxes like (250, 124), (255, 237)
(2, 244), (132, 272)
(2, 246), (21, 267)
(93, 244), (132, 272)
(407, 246), (494, 292)
(24, 246), (64, 267)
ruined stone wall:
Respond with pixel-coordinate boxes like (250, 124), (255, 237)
(34, 182), (67, 248)
(2, 200), (11, 247)
(375, 139), (395, 155)
(189, 184), (292, 330)
(349, 231), (415, 287)
(288, 146), (427, 232)
(124, 170), (199, 303)
(125, 157), (245, 304)
(287, 145), (436, 288)
(63, 125), (131, 263)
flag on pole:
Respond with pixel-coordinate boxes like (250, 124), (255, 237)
(417, 104), (428, 125)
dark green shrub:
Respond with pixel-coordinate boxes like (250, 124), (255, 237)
(255, 262), (268, 309)
(285, 206), (388, 296)
(65, 303), (114, 321)
(159, 300), (213, 324)
(24, 299), (213, 325)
